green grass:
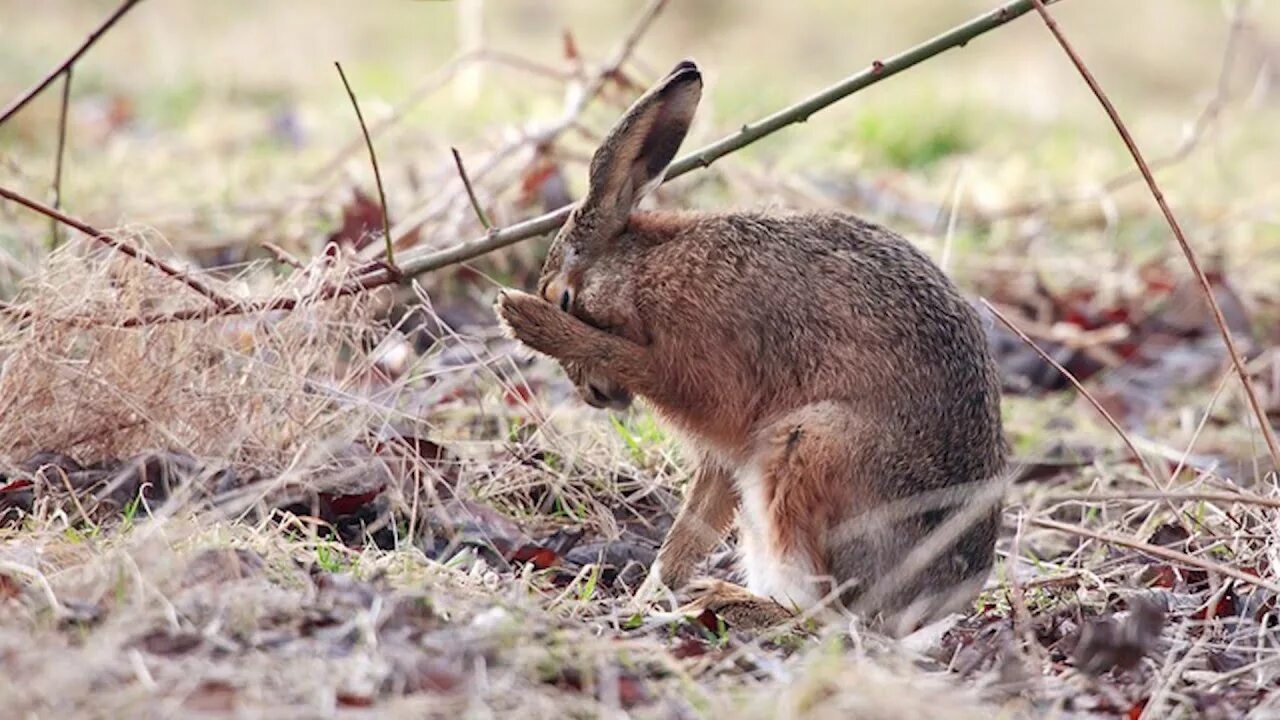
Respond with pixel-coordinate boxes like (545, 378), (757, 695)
(850, 101), (977, 170)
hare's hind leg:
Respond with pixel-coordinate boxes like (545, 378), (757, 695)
(737, 402), (877, 613)
(678, 578), (794, 630)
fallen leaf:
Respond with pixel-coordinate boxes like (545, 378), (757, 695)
(1072, 594), (1166, 675)
(328, 187), (385, 251)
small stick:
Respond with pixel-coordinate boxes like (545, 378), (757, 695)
(667, 0), (1062, 176)
(334, 61), (396, 269)
(1027, 0), (1280, 471)
(982, 299), (1162, 486)
(1045, 489), (1280, 511)
(1031, 517), (1280, 594)
(261, 241), (305, 270)
(50, 67), (74, 250)
(0, 185), (234, 309)
(0, 0), (146, 125)
(984, 300), (1202, 536)
(451, 147), (492, 230)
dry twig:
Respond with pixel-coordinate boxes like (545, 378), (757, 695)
(451, 147), (493, 230)
(49, 68), (73, 250)
(0, 186), (235, 310)
(982, 300), (1161, 485)
(5, 0), (1069, 329)
(1045, 489), (1280, 510)
(0, 0), (146, 125)
(1027, 0), (1280, 471)
(334, 61), (396, 268)
(389, 0), (671, 243)
(1031, 517), (1280, 594)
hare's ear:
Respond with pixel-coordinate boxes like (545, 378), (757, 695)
(581, 60), (701, 233)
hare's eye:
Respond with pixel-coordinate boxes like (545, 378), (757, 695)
(558, 288), (573, 312)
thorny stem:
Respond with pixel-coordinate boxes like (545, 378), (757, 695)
(334, 61), (397, 269)
(384, 0), (1068, 280)
(1027, 0), (1280, 472)
(0, 0), (146, 126)
(389, 0), (670, 244)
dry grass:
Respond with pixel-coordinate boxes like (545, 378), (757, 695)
(0, 235), (380, 470)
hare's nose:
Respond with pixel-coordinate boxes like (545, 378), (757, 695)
(583, 382), (632, 411)
(543, 275), (576, 312)
(585, 384), (610, 407)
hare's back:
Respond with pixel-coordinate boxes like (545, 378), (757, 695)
(708, 211), (986, 356)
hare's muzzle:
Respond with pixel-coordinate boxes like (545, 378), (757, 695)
(581, 377), (632, 411)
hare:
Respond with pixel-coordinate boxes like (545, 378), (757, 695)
(496, 60), (1007, 636)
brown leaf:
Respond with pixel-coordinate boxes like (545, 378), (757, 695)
(336, 693), (375, 708)
(0, 573), (23, 602)
(615, 672), (650, 709)
(694, 608), (723, 634)
(319, 487), (385, 517)
(518, 151), (572, 213)
(561, 29), (581, 62)
(182, 682), (238, 713)
(328, 187), (384, 251)
(1072, 595), (1166, 675)
(510, 544), (560, 570)
(670, 638), (711, 659)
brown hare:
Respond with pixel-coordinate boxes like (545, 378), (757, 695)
(496, 60), (1007, 636)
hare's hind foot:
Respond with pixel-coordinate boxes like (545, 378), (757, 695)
(677, 578), (795, 630)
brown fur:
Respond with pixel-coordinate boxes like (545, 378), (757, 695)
(497, 61), (1007, 635)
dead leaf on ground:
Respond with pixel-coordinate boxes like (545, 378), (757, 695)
(1072, 594), (1167, 675)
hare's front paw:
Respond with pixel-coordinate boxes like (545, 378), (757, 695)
(631, 562), (678, 611)
(495, 289), (572, 357)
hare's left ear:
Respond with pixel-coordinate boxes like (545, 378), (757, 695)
(579, 60), (702, 234)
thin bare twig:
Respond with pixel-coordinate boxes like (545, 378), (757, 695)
(1045, 489), (1280, 511)
(388, 0), (1066, 270)
(50, 67), (73, 250)
(985, 300), (1206, 536)
(309, 49), (564, 188)
(451, 147), (492, 230)
(334, 61), (396, 268)
(1031, 517), (1280, 594)
(996, 0), (1252, 221)
(261, 241), (305, 270)
(0, 0), (146, 125)
(0, 185), (234, 309)
(981, 300), (1162, 484)
(1027, 0), (1280, 471)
